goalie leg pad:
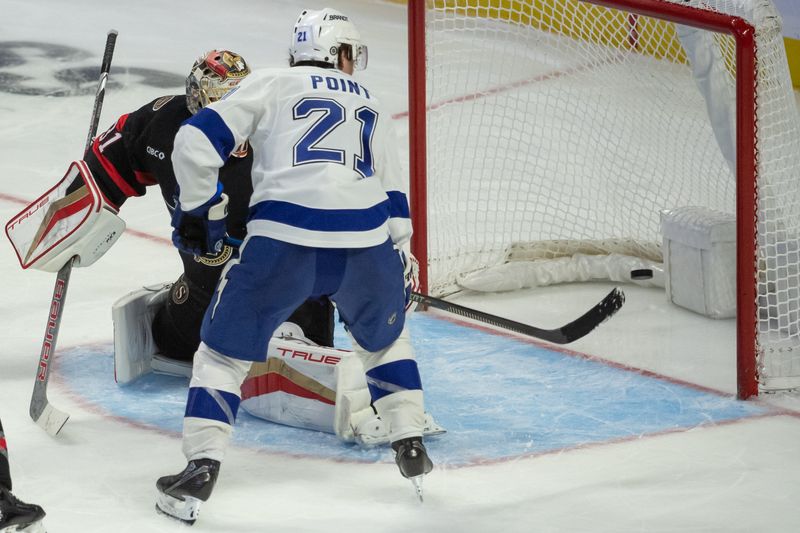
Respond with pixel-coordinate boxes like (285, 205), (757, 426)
(112, 283), (171, 384)
(151, 354), (193, 379)
(241, 332), (345, 434)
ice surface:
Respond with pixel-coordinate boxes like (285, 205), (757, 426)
(1, 1), (800, 532)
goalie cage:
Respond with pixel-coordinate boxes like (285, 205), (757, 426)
(406, 0), (800, 398)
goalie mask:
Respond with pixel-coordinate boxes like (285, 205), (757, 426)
(290, 8), (368, 71)
(186, 50), (250, 115)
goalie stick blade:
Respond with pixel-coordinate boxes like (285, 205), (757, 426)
(31, 400), (70, 437)
(411, 287), (625, 345)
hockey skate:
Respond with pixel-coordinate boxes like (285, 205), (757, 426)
(155, 459), (219, 525)
(0, 487), (46, 533)
(392, 437), (433, 502)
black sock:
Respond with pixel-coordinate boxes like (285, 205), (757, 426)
(0, 419), (11, 491)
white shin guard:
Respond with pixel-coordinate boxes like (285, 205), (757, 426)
(351, 326), (427, 444)
(182, 344), (252, 463)
(373, 390), (426, 443)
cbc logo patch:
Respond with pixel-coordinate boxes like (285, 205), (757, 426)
(146, 146), (165, 160)
(172, 280), (189, 305)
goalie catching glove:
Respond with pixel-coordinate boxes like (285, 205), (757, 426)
(170, 183), (229, 258)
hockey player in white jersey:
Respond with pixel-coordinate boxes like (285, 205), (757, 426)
(156, 8), (433, 524)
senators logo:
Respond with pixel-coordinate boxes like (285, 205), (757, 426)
(221, 51), (248, 79)
(171, 279), (189, 305)
(194, 244), (234, 266)
(152, 95), (175, 110)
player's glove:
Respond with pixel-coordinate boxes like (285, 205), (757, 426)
(398, 244), (420, 315)
(171, 184), (229, 258)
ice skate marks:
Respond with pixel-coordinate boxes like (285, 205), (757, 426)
(56, 313), (769, 466)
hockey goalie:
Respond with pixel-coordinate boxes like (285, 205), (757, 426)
(5, 160), (443, 448)
(6, 161), (444, 446)
(113, 284), (445, 447)
(5, 163), (443, 446)
(6, 48), (444, 448)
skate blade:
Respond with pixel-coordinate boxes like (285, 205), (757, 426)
(410, 475), (424, 502)
(1, 520), (47, 533)
(155, 492), (202, 525)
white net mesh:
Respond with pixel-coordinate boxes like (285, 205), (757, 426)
(421, 0), (800, 390)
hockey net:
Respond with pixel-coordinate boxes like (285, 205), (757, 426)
(407, 0), (800, 396)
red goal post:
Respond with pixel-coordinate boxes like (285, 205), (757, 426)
(407, 0), (800, 399)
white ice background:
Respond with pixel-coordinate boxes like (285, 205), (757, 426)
(1, 1), (800, 532)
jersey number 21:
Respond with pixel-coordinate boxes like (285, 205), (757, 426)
(292, 97), (377, 179)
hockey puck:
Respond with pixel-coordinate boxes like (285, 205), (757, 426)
(630, 268), (653, 280)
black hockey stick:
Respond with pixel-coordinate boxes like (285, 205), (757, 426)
(219, 236), (625, 344)
(411, 287), (625, 344)
(30, 29), (118, 436)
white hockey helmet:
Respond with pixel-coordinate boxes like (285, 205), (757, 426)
(290, 8), (368, 71)
(186, 50), (250, 115)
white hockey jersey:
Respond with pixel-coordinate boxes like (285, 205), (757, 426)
(172, 66), (411, 248)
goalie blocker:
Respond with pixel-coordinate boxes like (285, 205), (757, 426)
(5, 161), (125, 272)
(113, 285), (444, 446)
